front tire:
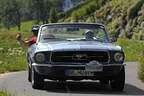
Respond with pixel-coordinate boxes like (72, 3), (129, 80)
(31, 67), (44, 89)
(28, 66), (31, 82)
(110, 66), (125, 91)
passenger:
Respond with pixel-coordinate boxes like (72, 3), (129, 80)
(44, 32), (55, 39)
(16, 25), (40, 47)
(85, 30), (95, 40)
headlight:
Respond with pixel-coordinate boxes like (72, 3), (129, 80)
(35, 53), (45, 63)
(114, 52), (124, 62)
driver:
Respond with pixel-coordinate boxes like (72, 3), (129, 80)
(85, 30), (95, 40)
(44, 32), (55, 39)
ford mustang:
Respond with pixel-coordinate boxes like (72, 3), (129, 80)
(26, 23), (125, 91)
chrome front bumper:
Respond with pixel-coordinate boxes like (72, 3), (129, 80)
(32, 63), (126, 67)
(32, 63), (125, 77)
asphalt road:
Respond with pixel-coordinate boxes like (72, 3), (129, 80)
(0, 62), (144, 96)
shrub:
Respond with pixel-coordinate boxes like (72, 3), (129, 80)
(133, 21), (144, 40)
(128, 0), (144, 19)
(49, 8), (58, 23)
(58, 0), (92, 19)
(107, 18), (122, 38)
(72, 11), (79, 22)
(71, 0), (108, 22)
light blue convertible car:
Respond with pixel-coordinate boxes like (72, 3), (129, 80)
(26, 23), (125, 91)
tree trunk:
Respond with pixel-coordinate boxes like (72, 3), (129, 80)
(18, 24), (21, 31)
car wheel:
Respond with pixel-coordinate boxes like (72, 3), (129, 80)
(28, 66), (32, 82)
(31, 67), (44, 89)
(110, 66), (125, 91)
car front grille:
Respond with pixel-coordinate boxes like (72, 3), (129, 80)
(51, 51), (109, 63)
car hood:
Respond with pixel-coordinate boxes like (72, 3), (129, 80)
(36, 41), (122, 52)
(36, 41), (121, 51)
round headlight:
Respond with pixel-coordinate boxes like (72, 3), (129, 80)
(35, 53), (45, 63)
(114, 52), (124, 62)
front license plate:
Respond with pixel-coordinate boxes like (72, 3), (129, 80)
(85, 61), (103, 72)
(66, 70), (94, 76)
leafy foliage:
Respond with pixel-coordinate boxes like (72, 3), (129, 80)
(128, 0), (144, 19)
(58, 0), (92, 20)
(71, 0), (106, 22)
(107, 18), (122, 38)
(49, 8), (58, 23)
(0, 0), (64, 30)
(0, 0), (22, 30)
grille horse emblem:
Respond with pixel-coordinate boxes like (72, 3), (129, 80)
(72, 54), (88, 60)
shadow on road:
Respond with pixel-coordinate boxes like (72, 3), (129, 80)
(40, 81), (144, 95)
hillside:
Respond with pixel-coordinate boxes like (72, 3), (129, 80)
(58, 0), (144, 40)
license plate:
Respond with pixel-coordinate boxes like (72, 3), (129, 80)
(65, 70), (94, 76)
(85, 61), (103, 72)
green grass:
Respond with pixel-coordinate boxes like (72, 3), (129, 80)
(0, 21), (43, 32)
(0, 31), (33, 73)
(0, 21), (40, 72)
(116, 37), (144, 82)
(0, 21), (34, 32)
(138, 57), (144, 82)
(0, 90), (11, 96)
(116, 37), (144, 61)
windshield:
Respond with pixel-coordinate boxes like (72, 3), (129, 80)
(39, 24), (110, 43)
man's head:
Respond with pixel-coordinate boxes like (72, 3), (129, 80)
(32, 25), (40, 37)
(85, 30), (94, 40)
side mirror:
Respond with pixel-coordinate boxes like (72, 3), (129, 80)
(110, 38), (117, 42)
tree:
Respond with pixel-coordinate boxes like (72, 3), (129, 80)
(0, 0), (22, 30)
(12, 0), (22, 31)
(28, 0), (52, 24)
(0, 0), (13, 30)
(49, 8), (58, 23)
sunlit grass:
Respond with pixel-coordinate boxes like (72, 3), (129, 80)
(0, 20), (43, 32)
(115, 37), (144, 61)
(0, 31), (33, 73)
(11, 21), (35, 32)
(138, 57), (144, 82)
(0, 90), (11, 96)
(116, 37), (144, 82)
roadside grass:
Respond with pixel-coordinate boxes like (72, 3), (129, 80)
(116, 37), (144, 82)
(138, 57), (144, 82)
(115, 37), (144, 61)
(0, 90), (11, 96)
(0, 31), (33, 73)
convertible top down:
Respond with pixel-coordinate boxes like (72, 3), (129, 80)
(26, 23), (125, 91)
